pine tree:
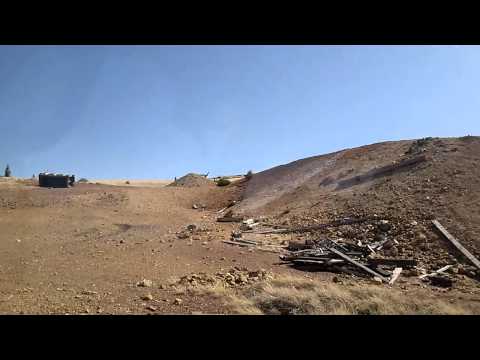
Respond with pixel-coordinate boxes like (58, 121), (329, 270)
(4, 164), (11, 177)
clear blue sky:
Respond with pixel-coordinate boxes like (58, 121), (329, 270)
(0, 45), (479, 179)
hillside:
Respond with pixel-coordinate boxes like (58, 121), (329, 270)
(234, 136), (480, 244)
(1, 136), (479, 314)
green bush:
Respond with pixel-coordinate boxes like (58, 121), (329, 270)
(245, 170), (253, 179)
(217, 178), (231, 186)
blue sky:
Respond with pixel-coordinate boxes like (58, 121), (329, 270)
(0, 45), (479, 179)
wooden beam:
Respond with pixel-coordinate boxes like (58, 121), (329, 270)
(389, 267), (403, 285)
(419, 264), (453, 279)
(328, 247), (388, 282)
(222, 240), (252, 247)
(367, 258), (417, 268)
(217, 217), (244, 223)
(432, 220), (480, 270)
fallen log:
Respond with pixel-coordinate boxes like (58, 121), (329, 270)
(328, 247), (388, 282)
(432, 219), (480, 270)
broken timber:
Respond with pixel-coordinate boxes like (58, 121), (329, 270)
(432, 220), (480, 270)
(367, 258), (417, 268)
(388, 267), (402, 285)
(328, 247), (388, 282)
(222, 240), (253, 247)
(419, 264), (453, 280)
(217, 217), (244, 223)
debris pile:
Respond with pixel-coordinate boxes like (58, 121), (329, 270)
(168, 173), (214, 187)
(224, 214), (480, 286)
(177, 267), (273, 288)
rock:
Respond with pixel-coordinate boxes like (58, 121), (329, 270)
(187, 224), (197, 232)
(374, 234), (386, 242)
(382, 240), (393, 250)
(192, 204), (199, 209)
(429, 276), (453, 288)
(232, 231), (242, 239)
(141, 294), (153, 301)
(417, 233), (427, 241)
(410, 220), (418, 226)
(137, 279), (153, 287)
(332, 276), (340, 283)
(191, 311), (203, 315)
(403, 268), (420, 277)
(174, 298), (183, 305)
(378, 220), (391, 232)
(159, 284), (166, 290)
(419, 243), (430, 251)
(177, 233), (189, 239)
(146, 305), (157, 311)
(81, 290), (98, 296)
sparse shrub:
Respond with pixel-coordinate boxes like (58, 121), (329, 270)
(4, 164), (11, 177)
(245, 170), (253, 179)
(78, 178), (88, 183)
(125, 181), (130, 184)
(216, 178), (231, 187)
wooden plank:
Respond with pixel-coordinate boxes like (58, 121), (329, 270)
(419, 264), (453, 279)
(217, 217), (244, 223)
(222, 240), (252, 247)
(432, 220), (480, 270)
(389, 267), (403, 285)
(328, 247), (388, 282)
(368, 258), (417, 268)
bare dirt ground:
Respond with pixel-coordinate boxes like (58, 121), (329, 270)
(0, 177), (296, 314)
(1, 136), (480, 314)
(89, 179), (172, 187)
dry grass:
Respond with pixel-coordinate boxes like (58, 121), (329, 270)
(190, 274), (480, 315)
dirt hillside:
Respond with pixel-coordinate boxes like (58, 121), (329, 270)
(235, 136), (480, 246)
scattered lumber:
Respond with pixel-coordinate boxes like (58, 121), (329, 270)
(243, 217), (374, 235)
(432, 220), (480, 270)
(419, 264), (453, 280)
(328, 247), (388, 282)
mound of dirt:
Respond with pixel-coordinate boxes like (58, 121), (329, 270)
(168, 173), (214, 187)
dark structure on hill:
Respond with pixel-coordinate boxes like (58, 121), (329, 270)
(38, 173), (75, 188)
